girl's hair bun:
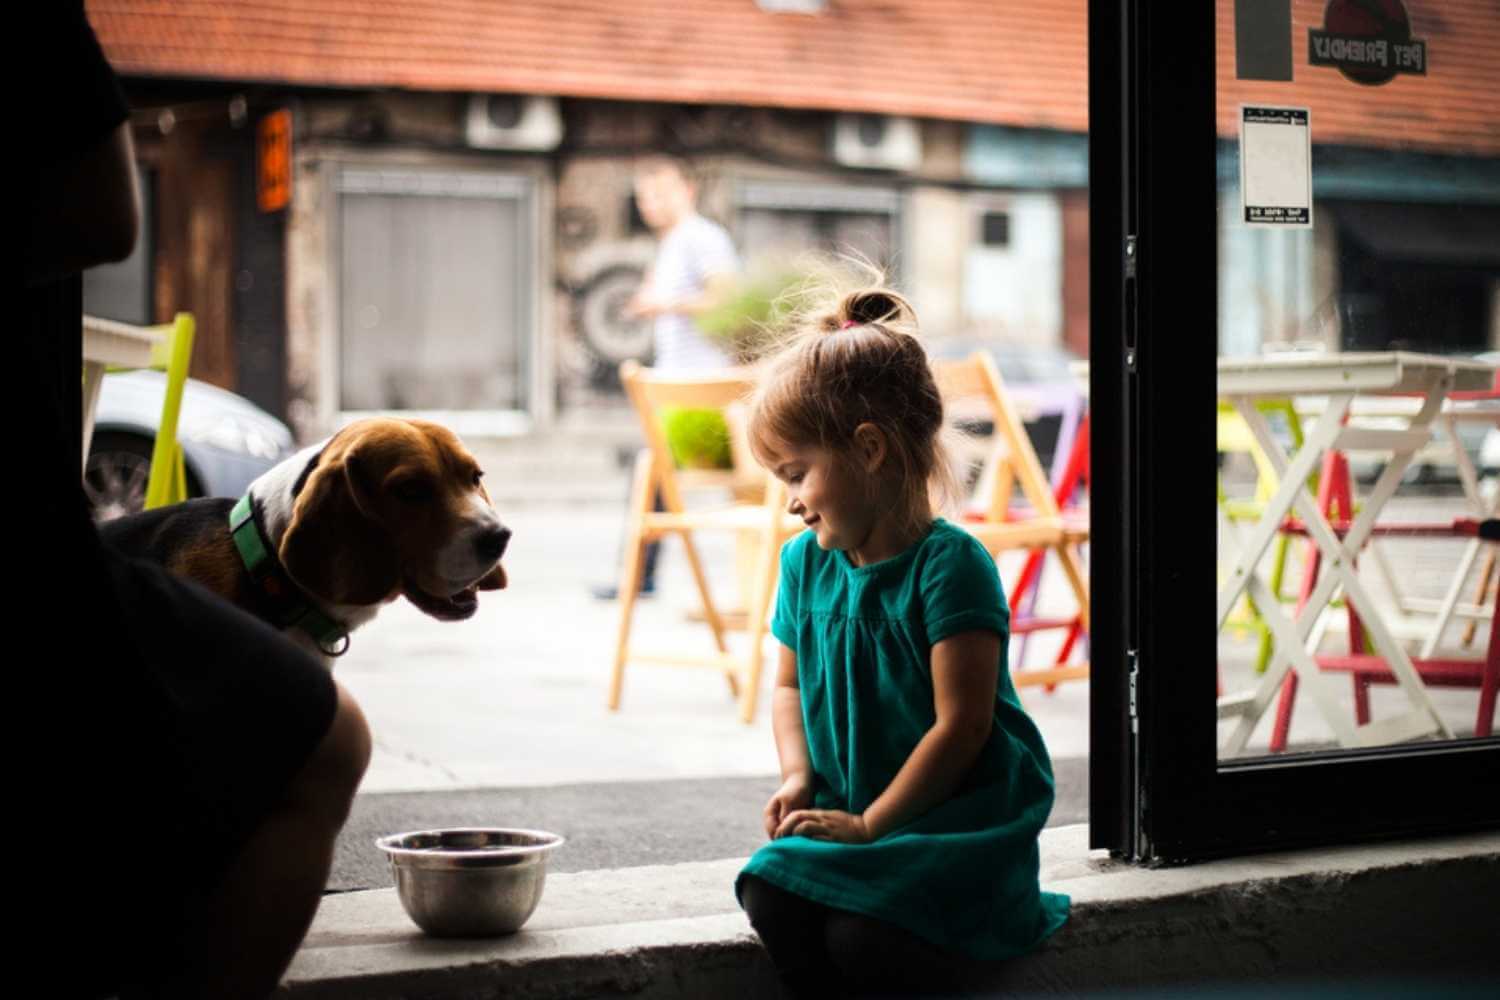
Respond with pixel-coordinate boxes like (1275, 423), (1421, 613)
(824, 287), (914, 332)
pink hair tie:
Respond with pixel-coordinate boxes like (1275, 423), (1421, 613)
(839, 320), (857, 329)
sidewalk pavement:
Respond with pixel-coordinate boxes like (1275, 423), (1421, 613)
(330, 496), (1091, 889)
(337, 500), (1091, 795)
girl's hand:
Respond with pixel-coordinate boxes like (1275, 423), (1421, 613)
(774, 809), (872, 844)
(763, 773), (813, 839)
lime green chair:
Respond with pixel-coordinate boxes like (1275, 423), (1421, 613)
(1217, 398), (1308, 674)
(82, 311), (196, 509)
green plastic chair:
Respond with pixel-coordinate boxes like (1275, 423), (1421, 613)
(1217, 398), (1308, 674)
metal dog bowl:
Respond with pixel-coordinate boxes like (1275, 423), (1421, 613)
(375, 827), (564, 937)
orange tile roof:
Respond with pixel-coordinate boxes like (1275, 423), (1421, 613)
(87, 0), (1090, 131)
(86, 1), (1498, 156)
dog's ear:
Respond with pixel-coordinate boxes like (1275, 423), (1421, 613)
(280, 446), (400, 605)
(476, 563), (507, 590)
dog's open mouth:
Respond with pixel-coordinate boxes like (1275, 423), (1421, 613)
(403, 579), (481, 621)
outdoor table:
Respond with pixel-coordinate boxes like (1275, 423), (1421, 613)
(1216, 352), (1497, 755)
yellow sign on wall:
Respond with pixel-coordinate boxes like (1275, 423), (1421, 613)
(258, 109), (292, 213)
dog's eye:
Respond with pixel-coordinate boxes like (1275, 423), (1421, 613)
(392, 479), (433, 503)
(472, 469), (484, 487)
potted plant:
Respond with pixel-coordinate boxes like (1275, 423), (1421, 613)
(662, 406), (734, 470)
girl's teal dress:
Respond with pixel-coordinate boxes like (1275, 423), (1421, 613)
(736, 518), (1070, 960)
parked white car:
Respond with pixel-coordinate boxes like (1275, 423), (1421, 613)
(85, 370), (295, 522)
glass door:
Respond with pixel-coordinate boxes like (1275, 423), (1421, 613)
(1090, 0), (1500, 862)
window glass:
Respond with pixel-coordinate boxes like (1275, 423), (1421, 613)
(338, 169), (532, 413)
(1214, 0), (1500, 761)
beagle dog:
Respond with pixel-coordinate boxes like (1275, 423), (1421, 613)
(100, 418), (509, 661)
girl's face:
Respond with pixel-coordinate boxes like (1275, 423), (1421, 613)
(768, 440), (881, 558)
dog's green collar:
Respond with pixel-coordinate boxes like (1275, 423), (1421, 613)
(230, 493), (350, 656)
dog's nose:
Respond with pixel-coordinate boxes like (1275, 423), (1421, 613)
(477, 525), (511, 562)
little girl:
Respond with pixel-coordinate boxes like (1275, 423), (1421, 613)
(736, 282), (1070, 996)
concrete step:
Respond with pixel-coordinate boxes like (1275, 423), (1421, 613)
(278, 825), (1499, 999)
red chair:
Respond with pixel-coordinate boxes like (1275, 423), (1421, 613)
(1317, 537), (1498, 740)
(1006, 411), (1090, 689)
(1269, 448), (1500, 748)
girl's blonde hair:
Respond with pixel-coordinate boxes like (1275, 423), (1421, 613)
(747, 267), (962, 533)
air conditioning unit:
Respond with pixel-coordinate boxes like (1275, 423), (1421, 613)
(465, 94), (563, 151)
(831, 113), (922, 171)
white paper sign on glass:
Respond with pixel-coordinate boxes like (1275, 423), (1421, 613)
(1240, 105), (1312, 228)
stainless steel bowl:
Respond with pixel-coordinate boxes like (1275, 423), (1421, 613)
(375, 828), (565, 937)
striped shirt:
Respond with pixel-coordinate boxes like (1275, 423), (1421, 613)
(651, 213), (738, 372)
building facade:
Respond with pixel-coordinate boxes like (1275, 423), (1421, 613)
(83, 1), (1499, 446)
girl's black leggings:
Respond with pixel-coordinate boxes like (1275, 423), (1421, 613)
(740, 874), (972, 998)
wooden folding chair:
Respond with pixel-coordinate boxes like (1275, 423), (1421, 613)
(934, 351), (1089, 689)
(81, 312), (196, 509)
(607, 360), (805, 723)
